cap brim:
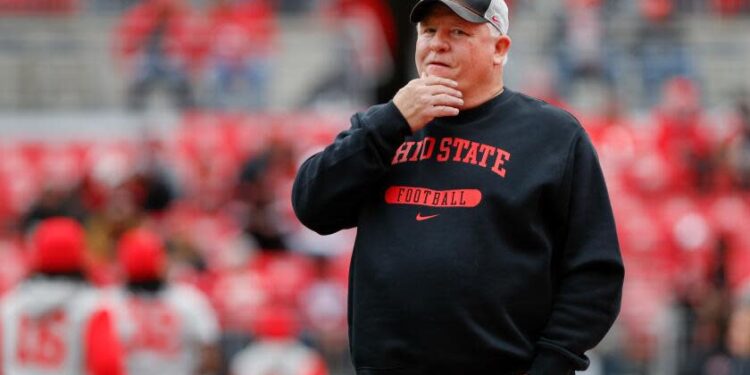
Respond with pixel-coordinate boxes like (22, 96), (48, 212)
(410, 0), (487, 24)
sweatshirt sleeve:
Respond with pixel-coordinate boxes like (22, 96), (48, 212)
(529, 129), (624, 375)
(292, 102), (411, 235)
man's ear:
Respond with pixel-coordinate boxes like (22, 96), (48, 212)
(493, 35), (512, 65)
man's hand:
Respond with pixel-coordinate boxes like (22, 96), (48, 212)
(393, 73), (463, 133)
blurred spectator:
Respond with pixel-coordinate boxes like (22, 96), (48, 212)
(114, 0), (205, 111)
(230, 304), (328, 375)
(0, 217), (124, 375)
(236, 140), (297, 251)
(305, 0), (395, 108)
(584, 89), (637, 189)
(519, 65), (572, 112)
(711, 0), (750, 16)
(0, 236), (26, 296)
(209, 250), (315, 374)
(0, 176), (13, 233)
(549, 0), (614, 99)
(202, 0), (278, 110)
(127, 137), (178, 215)
(7, 87), (750, 374)
(723, 94), (750, 190)
(14, 142), (94, 233)
(679, 236), (733, 375)
(85, 183), (144, 260)
(20, 183), (87, 233)
(208, 244), (263, 372)
(299, 256), (351, 375)
(112, 227), (221, 375)
(652, 77), (714, 194)
(728, 288), (750, 374)
(632, 0), (694, 107)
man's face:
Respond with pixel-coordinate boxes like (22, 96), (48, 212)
(416, 5), (501, 92)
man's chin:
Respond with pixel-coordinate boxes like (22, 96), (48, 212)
(424, 66), (455, 79)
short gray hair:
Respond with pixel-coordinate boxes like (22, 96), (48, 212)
(487, 23), (502, 38)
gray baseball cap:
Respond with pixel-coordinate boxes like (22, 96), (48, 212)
(410, 0), (509, 35)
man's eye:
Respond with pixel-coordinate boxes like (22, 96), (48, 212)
(422, 28), (437, 34)
(452, 29), (467, 36)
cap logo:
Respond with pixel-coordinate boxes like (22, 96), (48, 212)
(491, 15), (500, 23)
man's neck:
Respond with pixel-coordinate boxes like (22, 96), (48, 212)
(461, 83), (505, 110)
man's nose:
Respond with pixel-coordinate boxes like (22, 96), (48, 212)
(429, 31), (450, 51)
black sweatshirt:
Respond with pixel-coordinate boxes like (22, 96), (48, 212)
(292, 89), (624, 375)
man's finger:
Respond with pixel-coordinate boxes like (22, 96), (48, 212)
(430, 94), (464, 108)
(430, 105), (460, 117)
(427, 85), (463, 99)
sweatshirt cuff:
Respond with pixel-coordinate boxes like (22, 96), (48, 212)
(528, 350), (575, 375)
(364, 101), (412, 141)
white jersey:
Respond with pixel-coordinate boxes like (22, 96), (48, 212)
(0, 278), (104, 375)
(230, 339), (328, 375)
(111, 283), (219, 375)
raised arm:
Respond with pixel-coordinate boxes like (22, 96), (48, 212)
(292, 102), (411, 235)
(292, 75), (462, 235)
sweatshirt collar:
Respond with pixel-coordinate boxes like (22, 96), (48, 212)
(435, 87), (515, 127)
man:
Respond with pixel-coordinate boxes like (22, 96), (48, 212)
(111, 227), (220, 375)
(291, 0), (624, 374)
(0, 217), (123, 375)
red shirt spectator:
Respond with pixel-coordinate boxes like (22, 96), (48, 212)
(201, 0), (278, 109)
(652, 77), (714, 193)
(205, 0), (278, 63)
(115, 0), (205, 73)
(114, 0), (205, 110)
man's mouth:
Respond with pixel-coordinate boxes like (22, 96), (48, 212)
(428, 62), (451, 68)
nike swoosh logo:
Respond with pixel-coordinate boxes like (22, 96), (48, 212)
(416, 213), (439, 221)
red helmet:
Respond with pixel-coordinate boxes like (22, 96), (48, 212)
(117, 228), (166, 282)
(253, 304), (300, 340)
(31, 217), (86, 273)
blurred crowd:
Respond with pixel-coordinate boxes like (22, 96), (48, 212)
(2, 77), (750, 374)
(571, 78), (750, 375)
(0, 0), (750, 374)
(0, 112), (355, 374)
(112, 0), (278, 111)
(109, 0), (396, 111)
(109, 0), (750, 113)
